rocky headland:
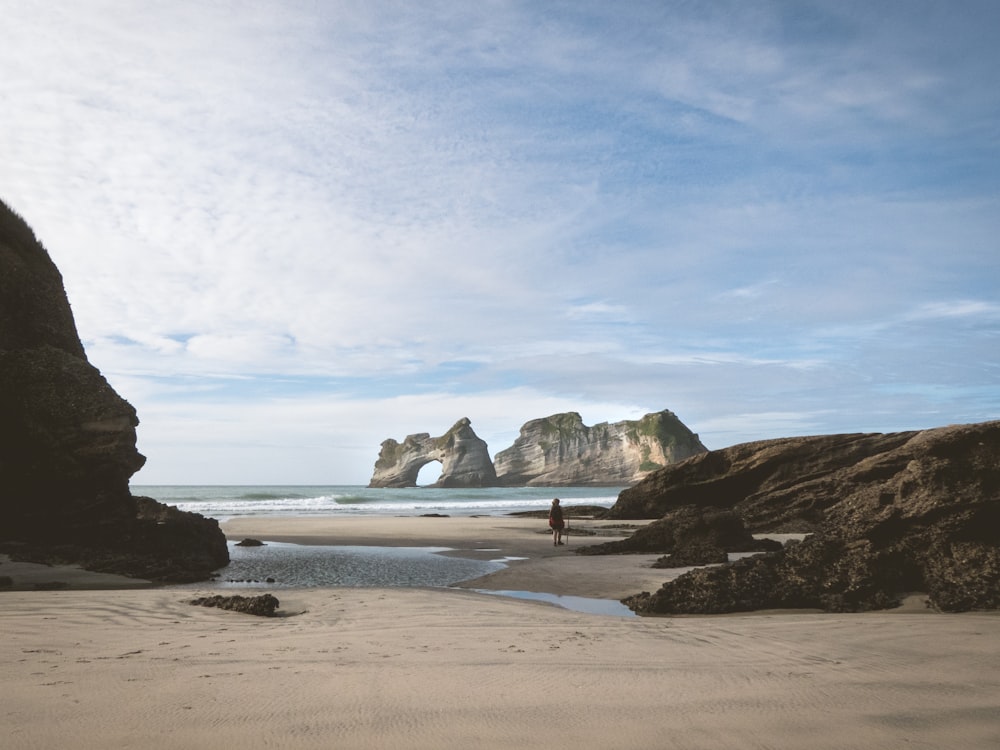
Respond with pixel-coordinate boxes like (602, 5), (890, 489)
(0, 199), (228, 582)
(369, 410), (706, 487)
(584, 422), (1000, 614)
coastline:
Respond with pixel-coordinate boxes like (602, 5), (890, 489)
(3, 514), (999, 748)
(220, 514), (670, 600)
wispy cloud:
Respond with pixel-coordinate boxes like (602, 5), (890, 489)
(2, 0), (998, 482)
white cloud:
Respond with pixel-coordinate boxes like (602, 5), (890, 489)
(2, 1), (998, 482)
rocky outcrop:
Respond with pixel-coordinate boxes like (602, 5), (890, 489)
(369, 417), (498, 488)
(190, 594), (280, 617)
(0, 199), (229, 582)
(600, 421), (1000, 614)
(493, 411), (706, 486)
(606, 430), (920, 526)
(578, 505), (781, 562)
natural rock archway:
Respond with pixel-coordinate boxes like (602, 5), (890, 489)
(368, 418), (498, 488)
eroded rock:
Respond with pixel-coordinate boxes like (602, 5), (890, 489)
(494, 411), (706, 486)
(369, 417), (498, 488)
(190, 594), (280, 617)
(613, 421), (1000, 614)
(0, 199), (229, 582)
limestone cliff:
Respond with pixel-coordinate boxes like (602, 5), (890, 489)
(493, 411), (707, 486)
(0, 199), (228, 581)
(369, 417), (498, 488)
(593, 421), (1000, 614)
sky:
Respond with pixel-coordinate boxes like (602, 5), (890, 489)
(2, 1), (998, 485)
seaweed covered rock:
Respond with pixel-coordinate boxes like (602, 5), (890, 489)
(624, 537), (906, 614)
(190, 594), (280, 617)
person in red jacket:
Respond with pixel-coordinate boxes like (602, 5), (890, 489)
(548, 498), (565, 546)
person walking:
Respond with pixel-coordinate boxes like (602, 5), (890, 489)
(549, 498), (565, 546)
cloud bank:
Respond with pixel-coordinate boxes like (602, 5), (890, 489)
(2, 0), (998, 483)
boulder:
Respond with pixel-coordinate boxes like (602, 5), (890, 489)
(494, 410), (706, 486)
(369, 417), (498, 488)
(190, 594), (280, 617)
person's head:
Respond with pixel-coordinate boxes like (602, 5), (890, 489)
(552, 498), (560, 506)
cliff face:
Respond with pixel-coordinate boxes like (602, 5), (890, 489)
(493, 411), (707, 486)
(0, 199), (228, 581)
(600, 421), (1000, 614)
(369, 417), (498, 488)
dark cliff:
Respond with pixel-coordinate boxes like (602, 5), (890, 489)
(597, 422), (1000, 614)
(0, 199), (228, 581)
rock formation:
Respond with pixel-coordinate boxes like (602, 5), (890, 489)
(493, 410), (706, 486)
(369, 417), (498, 488)
(369, 410), (706, 488)
(578, 505), (781, 564)
(591, 421), (1000, 614)
(190, 593), (280, 617)
(0, 199), (229, 582)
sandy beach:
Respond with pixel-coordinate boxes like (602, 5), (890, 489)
(3, 515), (999, 749)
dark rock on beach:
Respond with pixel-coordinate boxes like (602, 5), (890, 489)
(235, 538), (266, 546)
(651, 543), (730, 568)
(0, 199), (229, 582)
(577, 505), (779, 556)
(190, 594), (281, 617)
(608, 421), (1000, 614)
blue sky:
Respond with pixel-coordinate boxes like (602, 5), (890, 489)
(2, 1), (998, 484)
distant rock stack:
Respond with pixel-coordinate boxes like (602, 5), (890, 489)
(369, 417), (498, 488)
(0, 199), (229, 581)
(493, 411), (707, 486)
(368, 410), (707, 488)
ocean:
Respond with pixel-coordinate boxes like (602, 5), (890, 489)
(132, 484), (623, 521)
(137, 484), (634, 615)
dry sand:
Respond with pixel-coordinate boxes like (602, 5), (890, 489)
(2, 515), (999, 749)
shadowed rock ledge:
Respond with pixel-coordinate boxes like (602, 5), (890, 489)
(593, 422), (1000, 614)
(0, 198), (229, 582)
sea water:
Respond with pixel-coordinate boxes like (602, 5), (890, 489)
(139, 484), (632, 615)
(134, 484), (622, 521)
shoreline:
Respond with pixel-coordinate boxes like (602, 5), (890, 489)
(3, 514), (999, 748)
(220, 514), (669, 600)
